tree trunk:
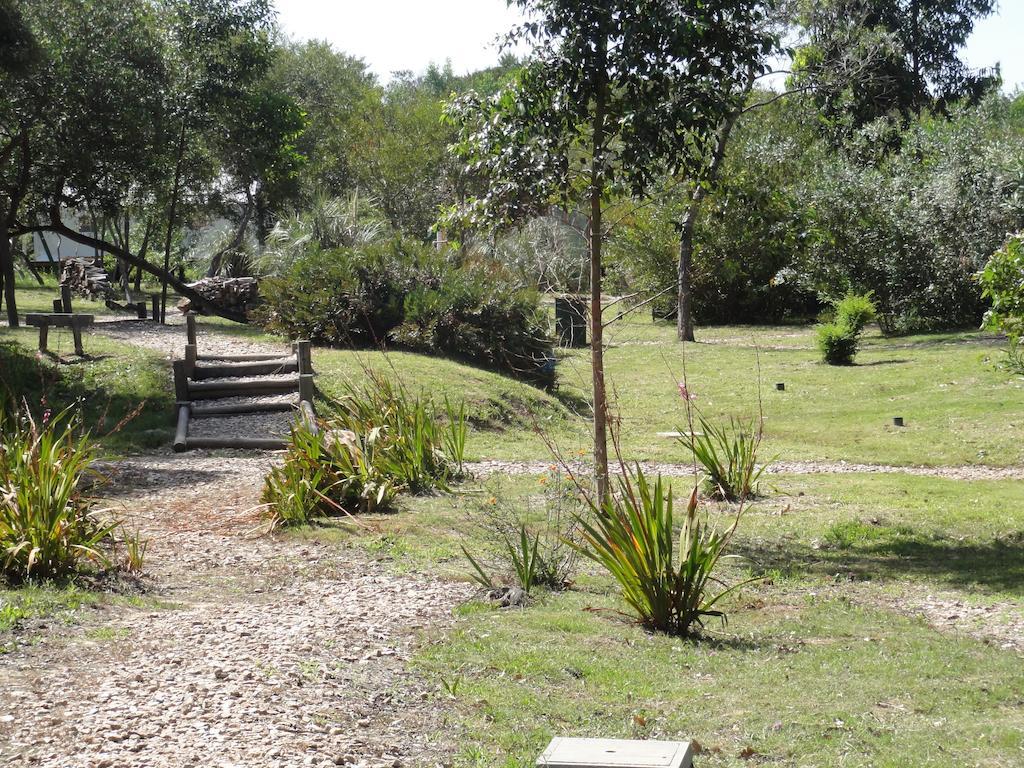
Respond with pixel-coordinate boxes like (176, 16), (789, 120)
(161, 121), (187, 324)
(134, 218), (152, 293)
(676, 209), (696, 342)
(675, 85), (750, 342)
(0, 233), (18, 327)
(590, 30), (610, 500)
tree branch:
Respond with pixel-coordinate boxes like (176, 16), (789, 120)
(15, 212), (248, 323)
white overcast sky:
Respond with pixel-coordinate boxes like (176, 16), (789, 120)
(274, 0), (1024, 91)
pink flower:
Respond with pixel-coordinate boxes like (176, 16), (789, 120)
(677, 383), (697, 401)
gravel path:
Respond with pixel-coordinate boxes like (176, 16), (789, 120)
(0, 453), (474, 768)
(467, 458), (1024, 482)
(90, 318), (289, 360)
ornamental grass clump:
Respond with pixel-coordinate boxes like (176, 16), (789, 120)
(0, 408), (114, 582)
(572, 466), (755, 637)
(677, 414), (769, 501)
(262, 373), (468, 528)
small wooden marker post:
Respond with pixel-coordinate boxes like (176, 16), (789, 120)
(151, 295), (161, 324)
(186, 312), (197, 346)
(776, 382), (785, 391)
(893, 416), (904, 427)
(537, 738), (693, 768)
(52, 299), (63, 313)
(60, 284), (72, 314)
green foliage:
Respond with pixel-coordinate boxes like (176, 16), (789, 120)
(0, 408), (113, 582)
(678, 415), (769, 501)
(980, 233), (1024, 340)
(262, 373), (467, 528)
(816, 292), (876, 364)
(572, 468), (753, 637)
(259, 237), (556, 387)
(796, 95), (1024, 332)
(463, 526), (541, 596)
(817, 322), (859, 365)
(794, 0), (997, 144)
(834, 292), (877, 334)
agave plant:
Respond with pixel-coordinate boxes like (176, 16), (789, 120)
(572, 465), (756, 637)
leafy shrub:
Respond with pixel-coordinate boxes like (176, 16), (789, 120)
(0, 409), (114, 582)
(980, 233), (1024, 372)
(462, 467), (582, 595)
(262, 373), (467, 528)
(572, 466), (754, 637)
(258, 236), (556, 387)
(834, 292), (877, 334)
(678, 415), (769, 501)
(817, 292), (876, 365)
(817, 322), (859, 365)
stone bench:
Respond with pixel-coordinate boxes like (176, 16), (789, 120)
(25, 313), (95, 356)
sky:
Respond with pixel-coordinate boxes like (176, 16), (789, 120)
(275, 0), (1024, 92)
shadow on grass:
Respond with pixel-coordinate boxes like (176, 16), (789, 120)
(856, 359), (912, 367)
(738, 530), (1024, 597)
(0, 339), (173, 450)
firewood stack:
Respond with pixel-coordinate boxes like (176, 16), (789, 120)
(60, 258), (113, 300)
(177, 276), (260, 315)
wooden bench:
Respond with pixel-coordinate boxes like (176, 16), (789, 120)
(25, 313), (95, 356)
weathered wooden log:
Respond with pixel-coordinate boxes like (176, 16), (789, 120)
(172, 360), (189, 402)
(187, 375), (300, 400)
(195, 352), (287, 362)
(299, 399), (318, 434)
(191, 357), (297, 380)
(299, 373), (314, 403)
(173, 404), (190, 453)
(190, 400), (297, 417)
(183, 436), (287, 451)
(296, 340), (312, 375)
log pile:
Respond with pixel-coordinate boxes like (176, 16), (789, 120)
(176, 276), (259, 315)
(60, 258), (113, 300)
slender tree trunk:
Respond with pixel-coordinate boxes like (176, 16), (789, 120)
(0, 234), (17, 327)
(676, 210), (696, 342)
(160, 121), (187, 324)
(135, 218), (152, 293)
(590, 30), (610, 500)
(675, 84), (751, 342)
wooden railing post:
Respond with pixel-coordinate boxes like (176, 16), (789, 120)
(296, 340), (312, 375)
(60, 284), (72, 313)
(186, 312), (197, 346)
(172, 359), (189, 403)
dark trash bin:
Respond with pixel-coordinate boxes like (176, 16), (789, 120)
(555, 296), (588, 348)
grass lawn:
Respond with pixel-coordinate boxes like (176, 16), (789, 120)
(294, 471), (1024, 766)
(0, 328), (174, 452)
(304, 315), (1023, 468)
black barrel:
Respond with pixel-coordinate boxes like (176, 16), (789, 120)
(555, 296), (588, 348)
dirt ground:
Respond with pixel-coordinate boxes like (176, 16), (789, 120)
(0, 453), (473, 768)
